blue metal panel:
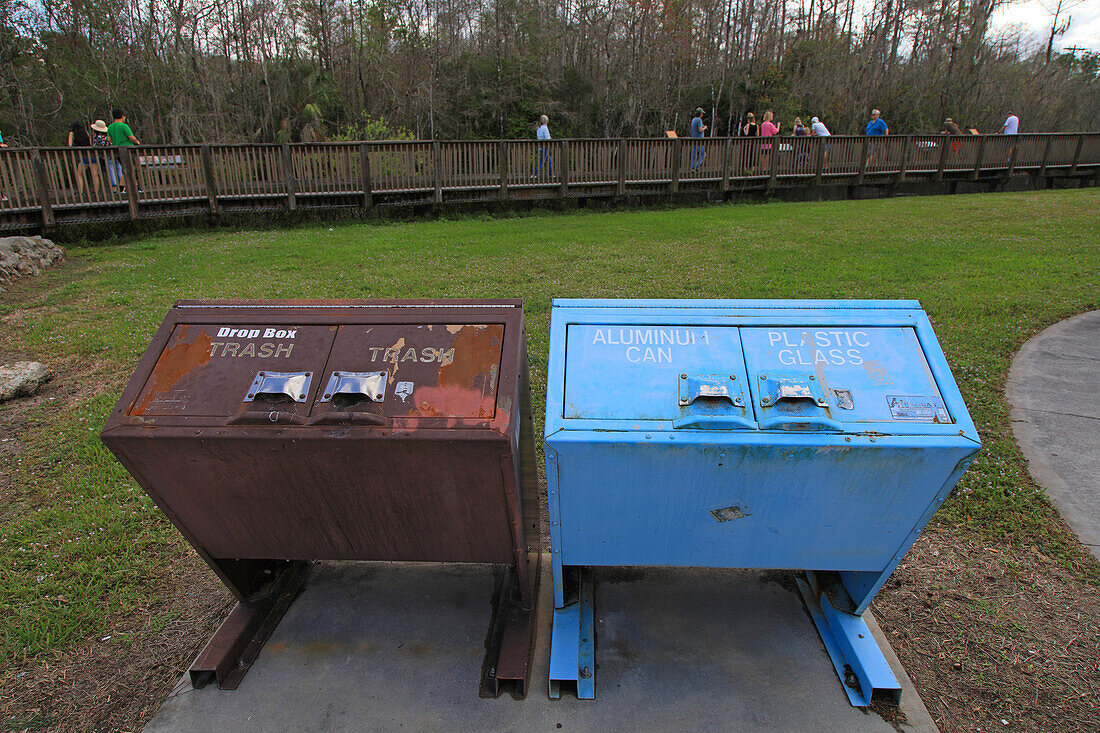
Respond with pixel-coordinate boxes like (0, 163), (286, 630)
(544, 299), (981, 706)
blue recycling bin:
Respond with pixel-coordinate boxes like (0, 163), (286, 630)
(544, 299), (980, 705)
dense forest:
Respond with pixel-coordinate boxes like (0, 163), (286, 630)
(1, 0), (1098, 146)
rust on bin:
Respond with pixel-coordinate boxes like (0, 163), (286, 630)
(101, 299), (540, 697)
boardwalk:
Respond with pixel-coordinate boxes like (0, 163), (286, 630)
(1, 133), (1097, 233)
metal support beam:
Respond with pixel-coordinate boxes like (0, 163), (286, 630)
(200, 145), (220, 216)
(797, 572), (901, 708)
(281, 143), (297, 210)
(189, 560), (310, 690)
(548, 567), (595, 700)
(480, 558), (540, 699)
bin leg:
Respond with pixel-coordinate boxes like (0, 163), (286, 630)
(797, 571), (900, 707)
(480, 554), (540, 699)
(549, 567), (595, 699)
(189, 560), (310, 690)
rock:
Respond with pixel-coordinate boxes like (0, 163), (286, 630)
(0, 236), (65, 289)
(0, 361), (52, 401)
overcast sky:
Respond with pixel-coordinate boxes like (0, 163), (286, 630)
(993, 0), (1100, 53)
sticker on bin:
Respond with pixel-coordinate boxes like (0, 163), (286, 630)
(887, 395), (950, 422)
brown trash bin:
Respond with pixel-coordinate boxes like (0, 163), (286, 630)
(101, 299), (540, 697)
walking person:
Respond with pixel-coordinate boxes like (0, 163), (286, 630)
(107, 109), (141, 193)
(760, 111), (780, 172)
(690, 107), (708, 171)
(68, 121), (101, 198)
(999, 109), (1019, 162)
(740, 112), (758, 172)
(865, 108), (888, 166)
(532, 114), (552, 178)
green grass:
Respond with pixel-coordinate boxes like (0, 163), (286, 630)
(2, 189), (1098, 670)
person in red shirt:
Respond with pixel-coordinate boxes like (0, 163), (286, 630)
(760, 111), (780, 172)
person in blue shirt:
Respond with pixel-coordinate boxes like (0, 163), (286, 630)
(532, 115), (552, 178)
(865, 108), (888, 166)
(690, 107), (708, 171)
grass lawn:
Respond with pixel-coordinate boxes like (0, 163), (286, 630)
(1, 188), (1098, 731)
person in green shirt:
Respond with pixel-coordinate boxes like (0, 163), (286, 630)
(106, 109), (140, 192)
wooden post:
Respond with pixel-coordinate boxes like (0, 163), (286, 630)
(766, 137), (779, 192)
(559, 140), (570, 197)
(670, 138), (681, 193)
(30, 150), (56, 231)
(933, 135), (950, 183)
(432, 141), (443, 204)
(360, 143), (373, 208)
(856, 136), (868, 185)
(119, 147), (140, 220)
(1006, 137), (1019, 178)
(895, 135), (911, 185)
(281, 143), (297, 210)
(970, 135), (986, 181)
(498, 141), (508, 200)
(200, 145), (220, 216)
(617, 139), (627, 198)
(1037, 134), (1053, 179)
(721, 137), (732, 192)
(813, 139), (826, 188)
(1068, 134), (1084, 177)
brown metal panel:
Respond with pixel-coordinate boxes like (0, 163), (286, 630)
(100, 299), (538, 695)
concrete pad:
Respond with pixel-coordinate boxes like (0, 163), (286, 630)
(145, 559), (937, 732)
(1008, 311), (1100, 558)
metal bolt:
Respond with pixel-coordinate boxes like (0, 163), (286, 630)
(759, 374), (767, 380)
(729, 375), (736, 380)
(247, 394), (254, 399)
(324, 393), (331, 399)
(488, 667), (496, 678)
(679, 398), (688, 405)
(735, 399), (744, 406)
(299, 394), (305, 399)
(680, 373), (687, 379)
(761, 398), (771, 405)
(580, 666), (592, 679)
(334, 371), (340, 376)
(817, 399), (827, 406)
(645, 434), (651, 439)
(809, 375), (815, 380)
(259, 372), (265, 377)
(376, 393), (382, 400)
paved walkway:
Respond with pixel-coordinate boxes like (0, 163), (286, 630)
(144, 559), (938, 732)
(1007, 310), (1100, 561)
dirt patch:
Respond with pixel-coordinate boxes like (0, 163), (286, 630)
(0, 549), (231, 733)
(875, 526), (1100, 733)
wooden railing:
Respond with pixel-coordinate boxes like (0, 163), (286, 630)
(1, 133), (1097, 233)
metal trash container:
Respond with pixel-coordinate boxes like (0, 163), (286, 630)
(544, 299), (980, 704)
(101, 299), (540, 697)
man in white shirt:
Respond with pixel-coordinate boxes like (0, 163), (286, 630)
(533, 115), (552, 178)
(1000, 112), (1019, 135)
(810, 116), (831, 163)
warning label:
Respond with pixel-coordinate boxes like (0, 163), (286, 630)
(887, 395), (951, 423)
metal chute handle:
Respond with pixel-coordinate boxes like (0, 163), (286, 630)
(243, 371), (312, 403)
(319, 371), (387, 404)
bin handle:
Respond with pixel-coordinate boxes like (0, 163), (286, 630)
(227, 411), (307, 425)
(672, 415), (757, 430)
(307, 411), (387, 426)
(758, 416), (846, 433)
